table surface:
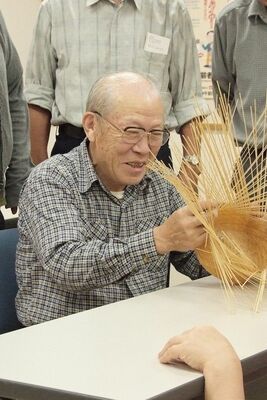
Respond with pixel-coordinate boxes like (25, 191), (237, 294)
(0, 276), (267, 400)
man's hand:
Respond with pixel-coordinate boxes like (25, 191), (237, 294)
(153, 200), (216, 254)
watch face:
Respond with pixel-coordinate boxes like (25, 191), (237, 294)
(190, 155), (199, 165)
(184, 155), (199, 165)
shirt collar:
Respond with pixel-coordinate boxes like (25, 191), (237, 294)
(248, 0), (267, 23)
(76, 140), (99, 193)
(86, 0), (142, 10)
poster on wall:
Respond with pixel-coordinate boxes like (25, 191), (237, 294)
(185, 0), (228, 101)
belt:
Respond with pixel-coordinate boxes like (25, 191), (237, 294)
(58, 124), (85, 139)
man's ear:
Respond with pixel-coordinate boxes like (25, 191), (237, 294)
(83, 112), (97, 142)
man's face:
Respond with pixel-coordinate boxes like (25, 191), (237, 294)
(85, 93), (164, 192)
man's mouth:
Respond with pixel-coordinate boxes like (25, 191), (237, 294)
(126, 162), (146, 168)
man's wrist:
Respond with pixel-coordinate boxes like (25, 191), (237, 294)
(153, 226), (171, 255)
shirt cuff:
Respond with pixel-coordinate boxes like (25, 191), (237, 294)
(24, 83), (54, 111)
(128, 229), (161, 271)
(174, 97), (210, 129)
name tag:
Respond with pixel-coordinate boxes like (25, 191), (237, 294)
(144, 32), (170, 55)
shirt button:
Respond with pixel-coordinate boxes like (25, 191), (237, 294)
(142, 254), (150, 264)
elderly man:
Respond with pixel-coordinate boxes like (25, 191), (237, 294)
(16, 72), (210, 326)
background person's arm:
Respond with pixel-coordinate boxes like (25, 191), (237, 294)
(169, 4), (208, 189)
(169, 4), (208, 134)
(25, 2), (56, 164)
(212, 17), (235, 108)
(0, 12), (31, 210)
(178, 121), (202, 190)
(159, 325), (245, 400)
(28, 104), (51, 164)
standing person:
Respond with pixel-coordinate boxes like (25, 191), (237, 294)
(212, 0), (267, 193)
(25, 0), (208, 182)
(0, 11), (30, 229)
(16, 72), (212, 326)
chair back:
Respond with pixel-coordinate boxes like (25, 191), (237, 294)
(0, 228), (23, 333)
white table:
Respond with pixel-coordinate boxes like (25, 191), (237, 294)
(0, 276), (267, 400)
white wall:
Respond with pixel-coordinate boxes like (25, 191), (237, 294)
(1, 0), (40, 70)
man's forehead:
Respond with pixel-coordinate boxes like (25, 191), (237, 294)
(114, 89), (163, 111)
(112, 97), (164, 122)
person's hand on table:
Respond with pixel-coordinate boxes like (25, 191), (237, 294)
(159, 325), (245, 400)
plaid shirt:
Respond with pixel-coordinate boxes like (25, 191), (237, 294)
(16, 140), (207, 325)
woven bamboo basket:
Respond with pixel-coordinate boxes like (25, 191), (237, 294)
(149, 96), (267, 310)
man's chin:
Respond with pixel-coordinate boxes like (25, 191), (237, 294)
(126, 173), (146, 186)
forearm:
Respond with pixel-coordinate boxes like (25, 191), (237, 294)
(5, 98), (30, 207)
(28, 104), (51, 164)
(37, 229), (159, 292)
(3, 15), (31, 206)
(177, 121), (202, 192)
(5, 77), (31, 207)
(170, 251), (208, 280)
(204, 359), (244, 400)
(180, 121), (201, 157)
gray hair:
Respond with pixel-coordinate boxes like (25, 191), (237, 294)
(85, 72), (160, 116)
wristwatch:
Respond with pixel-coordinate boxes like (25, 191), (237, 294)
(182, 154), (200, 166)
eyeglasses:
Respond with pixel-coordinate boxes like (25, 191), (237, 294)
(93, 111), (170, 147)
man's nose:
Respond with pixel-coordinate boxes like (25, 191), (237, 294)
(132, 133), (151, 153)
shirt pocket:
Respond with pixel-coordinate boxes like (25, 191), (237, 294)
(135, 213), (168, 234)
(84, 219), (110, 242)
(134, 47), (170, 90)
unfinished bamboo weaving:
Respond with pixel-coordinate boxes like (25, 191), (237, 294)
(149, 97), (267, 311)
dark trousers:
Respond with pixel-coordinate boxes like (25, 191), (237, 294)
(51, 126), (85, 156)
(0, 211), (18, 230)
(51, 124), (173, 168)
(0, 210), (5, 230)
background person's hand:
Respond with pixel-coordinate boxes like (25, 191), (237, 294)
(159, 325), (238, 371)
(159, 326), (245, 400)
